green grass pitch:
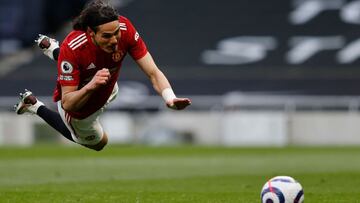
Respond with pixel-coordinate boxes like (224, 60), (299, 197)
(0, 145), (359, 202)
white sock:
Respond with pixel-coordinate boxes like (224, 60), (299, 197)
(28, 100), (45, 114)
(44, 39), (59, 60)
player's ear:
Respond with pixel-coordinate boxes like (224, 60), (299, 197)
(87, 27), (95, 37)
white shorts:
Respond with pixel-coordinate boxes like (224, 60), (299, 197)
(57, 83), (118, 145)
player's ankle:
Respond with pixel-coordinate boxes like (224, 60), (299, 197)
(28, 100), (45, 114)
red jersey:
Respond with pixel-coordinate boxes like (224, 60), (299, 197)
(54, 16), (148, 119)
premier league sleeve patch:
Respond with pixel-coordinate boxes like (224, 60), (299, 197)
(60, 61), (74, 74)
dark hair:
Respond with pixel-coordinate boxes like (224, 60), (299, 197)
(73, 0), (119, 32)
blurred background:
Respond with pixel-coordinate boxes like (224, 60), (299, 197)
(1, 0), (360, 147)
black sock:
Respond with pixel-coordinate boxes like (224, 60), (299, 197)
(37, 106), (74, 142)
(53, 48), (60, 61)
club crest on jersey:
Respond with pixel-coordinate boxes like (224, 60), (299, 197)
(112, 51), (123, 62)
(60, 61), (73, 74)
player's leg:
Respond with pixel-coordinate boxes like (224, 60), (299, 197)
(35, 34), (60, 61)
(57, 102), (109, 151)
(56, 83), (119, 151)
(14, 89), (74, 142)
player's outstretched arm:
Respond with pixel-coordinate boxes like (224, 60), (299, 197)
(136, 52), (191, 110)
(162, 90), (192, 110)
(35, 34), (60, 61)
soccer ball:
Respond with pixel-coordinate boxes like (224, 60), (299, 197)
(260, 176), (304, 203)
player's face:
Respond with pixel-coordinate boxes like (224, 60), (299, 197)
(91, 20), (121, 53)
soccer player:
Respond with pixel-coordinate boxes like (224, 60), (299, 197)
(14, 0), (191, 151)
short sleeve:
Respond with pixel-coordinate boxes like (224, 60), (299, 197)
(124, 17), (148, 60)
(57, 43), (80, 86)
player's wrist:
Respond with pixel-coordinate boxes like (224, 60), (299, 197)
(161, 88), (176, 103)
(84, 83), (97, 92)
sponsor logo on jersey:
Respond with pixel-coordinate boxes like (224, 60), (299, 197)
(60, 61), (73, 74)
(60, 75), (74, 81)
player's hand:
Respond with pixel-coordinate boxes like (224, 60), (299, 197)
(166, 98), (191, 110)
(86, 68), (111, 90)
